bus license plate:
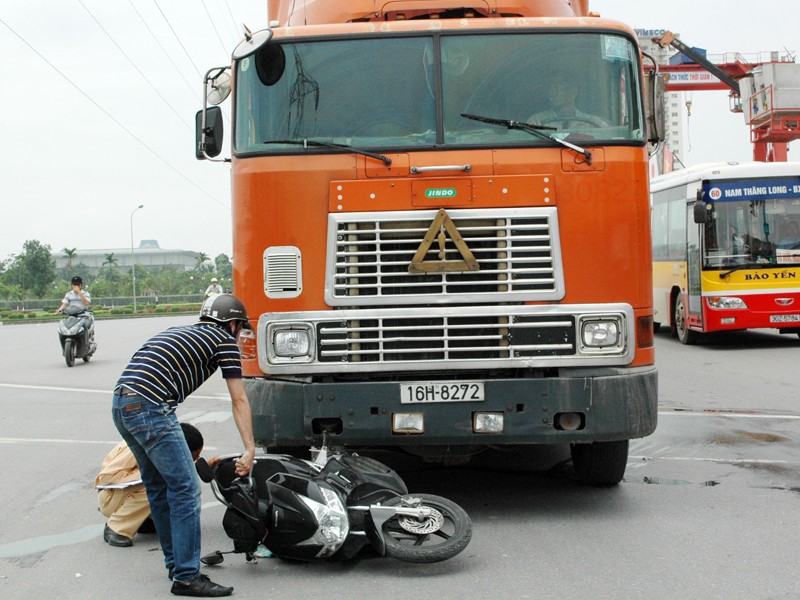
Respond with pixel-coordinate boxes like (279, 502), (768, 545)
(770, 314), (800, 323)
(400, 382), (485, 404)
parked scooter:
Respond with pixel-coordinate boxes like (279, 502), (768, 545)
(57, 305), (97, 367)
(196, 441), (472, 565)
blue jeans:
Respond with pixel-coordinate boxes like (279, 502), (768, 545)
(112, 392), (201, 583)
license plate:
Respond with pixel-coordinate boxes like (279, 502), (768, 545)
(770, 314), (800, 323)
(399, 382), (485, 404)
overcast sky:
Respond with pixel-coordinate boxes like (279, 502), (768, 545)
(1, 1), (797, 263)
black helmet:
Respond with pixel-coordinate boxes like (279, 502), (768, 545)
(200, 294), (251, 326)
(71, 276), (83, 286)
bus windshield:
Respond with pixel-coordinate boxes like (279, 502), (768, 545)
(703, 179), (800, 268)
(234, 32), (644, 154)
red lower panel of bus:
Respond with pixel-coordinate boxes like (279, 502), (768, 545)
(700, 291), (800, 331)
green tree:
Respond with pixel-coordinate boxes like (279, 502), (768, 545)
(214, 254), (233, 282)
(62, 247), (78, 270)
(6, 240), (57, 298)
(195, 252), (210, 270)
(103, 253), (119, 267)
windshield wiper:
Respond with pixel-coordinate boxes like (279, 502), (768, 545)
(718, 263), (764, 278)
(263, 138), (392, 166)
(460, 113), (592, 165)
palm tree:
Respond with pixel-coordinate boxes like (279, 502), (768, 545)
(103, 253), (119, 267)
(62, 247), (78, 270)
(195, 252), (210, 269)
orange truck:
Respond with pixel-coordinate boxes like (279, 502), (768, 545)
(197, 0), (662, 485)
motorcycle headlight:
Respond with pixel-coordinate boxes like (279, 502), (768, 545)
(301, 486), (349, 556)
(63, 322), (83, 336)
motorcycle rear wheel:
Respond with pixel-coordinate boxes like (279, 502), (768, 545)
(64, 339), (75, 367)
(380, 493), (471, 563)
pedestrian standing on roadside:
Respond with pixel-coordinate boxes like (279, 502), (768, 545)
(111, 294), (256, 597)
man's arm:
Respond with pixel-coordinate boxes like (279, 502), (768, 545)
(226, 377), (256, 475)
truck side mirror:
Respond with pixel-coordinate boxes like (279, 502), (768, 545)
(644, 72), (667, 144)
(195, 106), (224, 160)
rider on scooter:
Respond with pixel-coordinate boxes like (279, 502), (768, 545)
(55, 276), (91, 314)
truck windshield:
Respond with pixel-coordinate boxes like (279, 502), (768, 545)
(702, 179), (800, 268)
(234, 32), (643, 154)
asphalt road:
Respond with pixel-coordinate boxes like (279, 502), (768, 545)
(1, 317), (799, 599)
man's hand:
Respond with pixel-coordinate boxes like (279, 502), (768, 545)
(235, 447), (255, 476)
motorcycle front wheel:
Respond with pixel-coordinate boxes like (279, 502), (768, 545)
(64, 339), (75, 367)
(380, 493), (471, 563)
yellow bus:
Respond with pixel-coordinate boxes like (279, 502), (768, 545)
(651, 162), (800, 344)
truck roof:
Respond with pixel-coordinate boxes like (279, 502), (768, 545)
(268, 0), (592, 27)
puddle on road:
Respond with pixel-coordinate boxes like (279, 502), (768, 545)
(0, 524), (101, 562)
(763, 485), (800, 494)
(709, 430), (790, 445)
(625, 476), (720, 486)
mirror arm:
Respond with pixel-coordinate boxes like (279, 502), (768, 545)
(199, 66), (232, 163)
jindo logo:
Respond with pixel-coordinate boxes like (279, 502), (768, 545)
(425, 188), (456, 198)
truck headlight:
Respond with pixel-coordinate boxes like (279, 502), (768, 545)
(268, 323), (315, 362)
(579, 317), (624, 353)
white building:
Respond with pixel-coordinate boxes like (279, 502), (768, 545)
(53, 240), (202, 275)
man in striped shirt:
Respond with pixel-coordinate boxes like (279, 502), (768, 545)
(112, 294), (256, 598)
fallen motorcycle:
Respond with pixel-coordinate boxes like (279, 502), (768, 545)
(196, 443), (472, 564)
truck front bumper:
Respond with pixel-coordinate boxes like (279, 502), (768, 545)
(246, 366), (657, 449)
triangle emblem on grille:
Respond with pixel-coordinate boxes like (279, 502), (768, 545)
(409, 209), (479, 273)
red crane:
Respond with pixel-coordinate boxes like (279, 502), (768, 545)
(652, 31), (799, 162)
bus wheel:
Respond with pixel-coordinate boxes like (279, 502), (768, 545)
(570, 440), (628, 486)
(674, 295), (699, 345)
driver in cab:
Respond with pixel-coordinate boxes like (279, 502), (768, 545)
(529, 79), (609, 129)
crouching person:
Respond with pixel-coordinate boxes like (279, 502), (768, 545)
(96, 423), (205, 547)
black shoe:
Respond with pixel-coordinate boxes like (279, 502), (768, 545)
(103, 524), (133, 548)
(171, 574), (233, 597)
(168, 565), (174, 581)
(137, 517), (156, 534)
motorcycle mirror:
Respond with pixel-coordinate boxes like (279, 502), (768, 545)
(195, 457), (215, 483)
(200, 551), (225, 566)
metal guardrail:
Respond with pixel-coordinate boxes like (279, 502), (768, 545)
(0, 294), (204, 311)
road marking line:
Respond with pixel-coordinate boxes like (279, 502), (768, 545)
(2, 384), (798, 419)
(0, 437), (121, 445)
(660, 411), (800, 420)
(630, 455), (794, 465)
(0, 382), (225, 401)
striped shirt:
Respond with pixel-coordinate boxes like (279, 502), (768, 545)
(115, 322), (241, 406)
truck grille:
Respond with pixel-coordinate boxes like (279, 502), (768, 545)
(325, 208), (563, 306)
(258, 305), (633, 375)
(317, 312), (575, 363)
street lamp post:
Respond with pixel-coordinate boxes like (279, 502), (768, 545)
(130, 204), (144, 313)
